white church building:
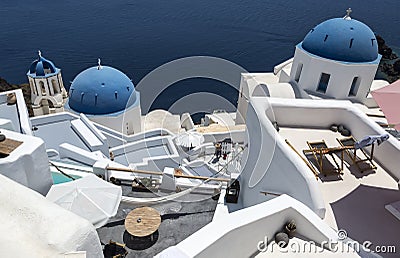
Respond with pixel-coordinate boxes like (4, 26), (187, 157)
(236, 9), (387, 125)
(29, 55), (184, 136)
(65, 60), (142, 135)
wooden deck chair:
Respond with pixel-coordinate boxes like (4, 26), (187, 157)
(305, 140), (344, 177)
(336, 136), (376, 172)
(285, 139), (319, 180)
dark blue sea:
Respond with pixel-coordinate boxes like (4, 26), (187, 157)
(0, 0), (399, 117)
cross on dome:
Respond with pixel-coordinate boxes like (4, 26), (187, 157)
(97, 58), (102, 70)
(344, 8), (352, 20)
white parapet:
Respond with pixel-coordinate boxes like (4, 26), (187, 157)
(71, 114), (109, 157)
(156, 195), (346, 258)
(0, 174), (102, 258)
(266, 97), (400, 180)
(0, 129), (52, 195)
(0, 89), (32, 135)
(0, 118), (14, 131)
(160, 167), (176, 191)
(59, 143), (105, 166)
(239, 98), (326, 218)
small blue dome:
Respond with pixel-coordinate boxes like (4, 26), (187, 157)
(68, 65), (136, 115)
(28, 54), (58, 77)
(302, 18), (379, 62)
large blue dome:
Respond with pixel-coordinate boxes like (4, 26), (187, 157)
(302, 18), (379, 62)
(68, 65), (136, 115)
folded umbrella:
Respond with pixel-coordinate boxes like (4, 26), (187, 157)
(46, 174), (122, 228)
(371, 80), (400, 130)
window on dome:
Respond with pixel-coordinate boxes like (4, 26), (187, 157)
(348, 77), (360, 97)
(317, 73), (330, 93)
(294, 63), (303, 83)
(349, 38), (354, 48)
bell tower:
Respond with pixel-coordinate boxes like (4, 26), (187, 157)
(27, 51), (68, 116)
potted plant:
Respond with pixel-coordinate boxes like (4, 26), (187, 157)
(285, 220), (296, 238)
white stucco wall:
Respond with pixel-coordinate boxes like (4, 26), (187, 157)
(236, 73), (278, 124)
(290, 46), (380, 102)
(236, 73), (290, 125)
(90, 104), (142, 135)
(0, 89), (32, 135)
(110, 135), (181, 172)
(0, 174), (103, 258)
(0, 129), (52, 195)
(201, 128), (246, 144)
(0, 118), (14, 131)
(156, 195), (341, 258)
(239, 98), (326, 217)
(64, 91), (142, 135)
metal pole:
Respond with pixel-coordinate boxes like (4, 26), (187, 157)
(107, 167), (231, 182)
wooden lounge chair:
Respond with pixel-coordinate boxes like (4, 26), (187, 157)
(285, 139), (319, 180)
(336, 136), (376, 172)
(304, 140), (344, 177)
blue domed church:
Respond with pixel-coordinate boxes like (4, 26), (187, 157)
(235, 9), (386, 123)
(66, 60), (141, 135)
(27, 51), (68, 116)
(289, 9), (381, 102)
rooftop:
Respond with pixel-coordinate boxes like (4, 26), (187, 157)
(97, 186), (218, 257)
(280, 126), (400, 252)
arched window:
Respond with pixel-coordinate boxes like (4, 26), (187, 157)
(294, 63), (303, 83)
(348, 77), (360, 97)
(317, 73), (330, 93)
(30, 80), (37, 95)
(39, 81), (46, 95)
(252, 84), (270, 97)
(52, 79), (59, 94)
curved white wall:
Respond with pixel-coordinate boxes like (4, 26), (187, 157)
(90, 100), (142, 135)
(239, 98), (326, 217)
(252, 83), (296, 99)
